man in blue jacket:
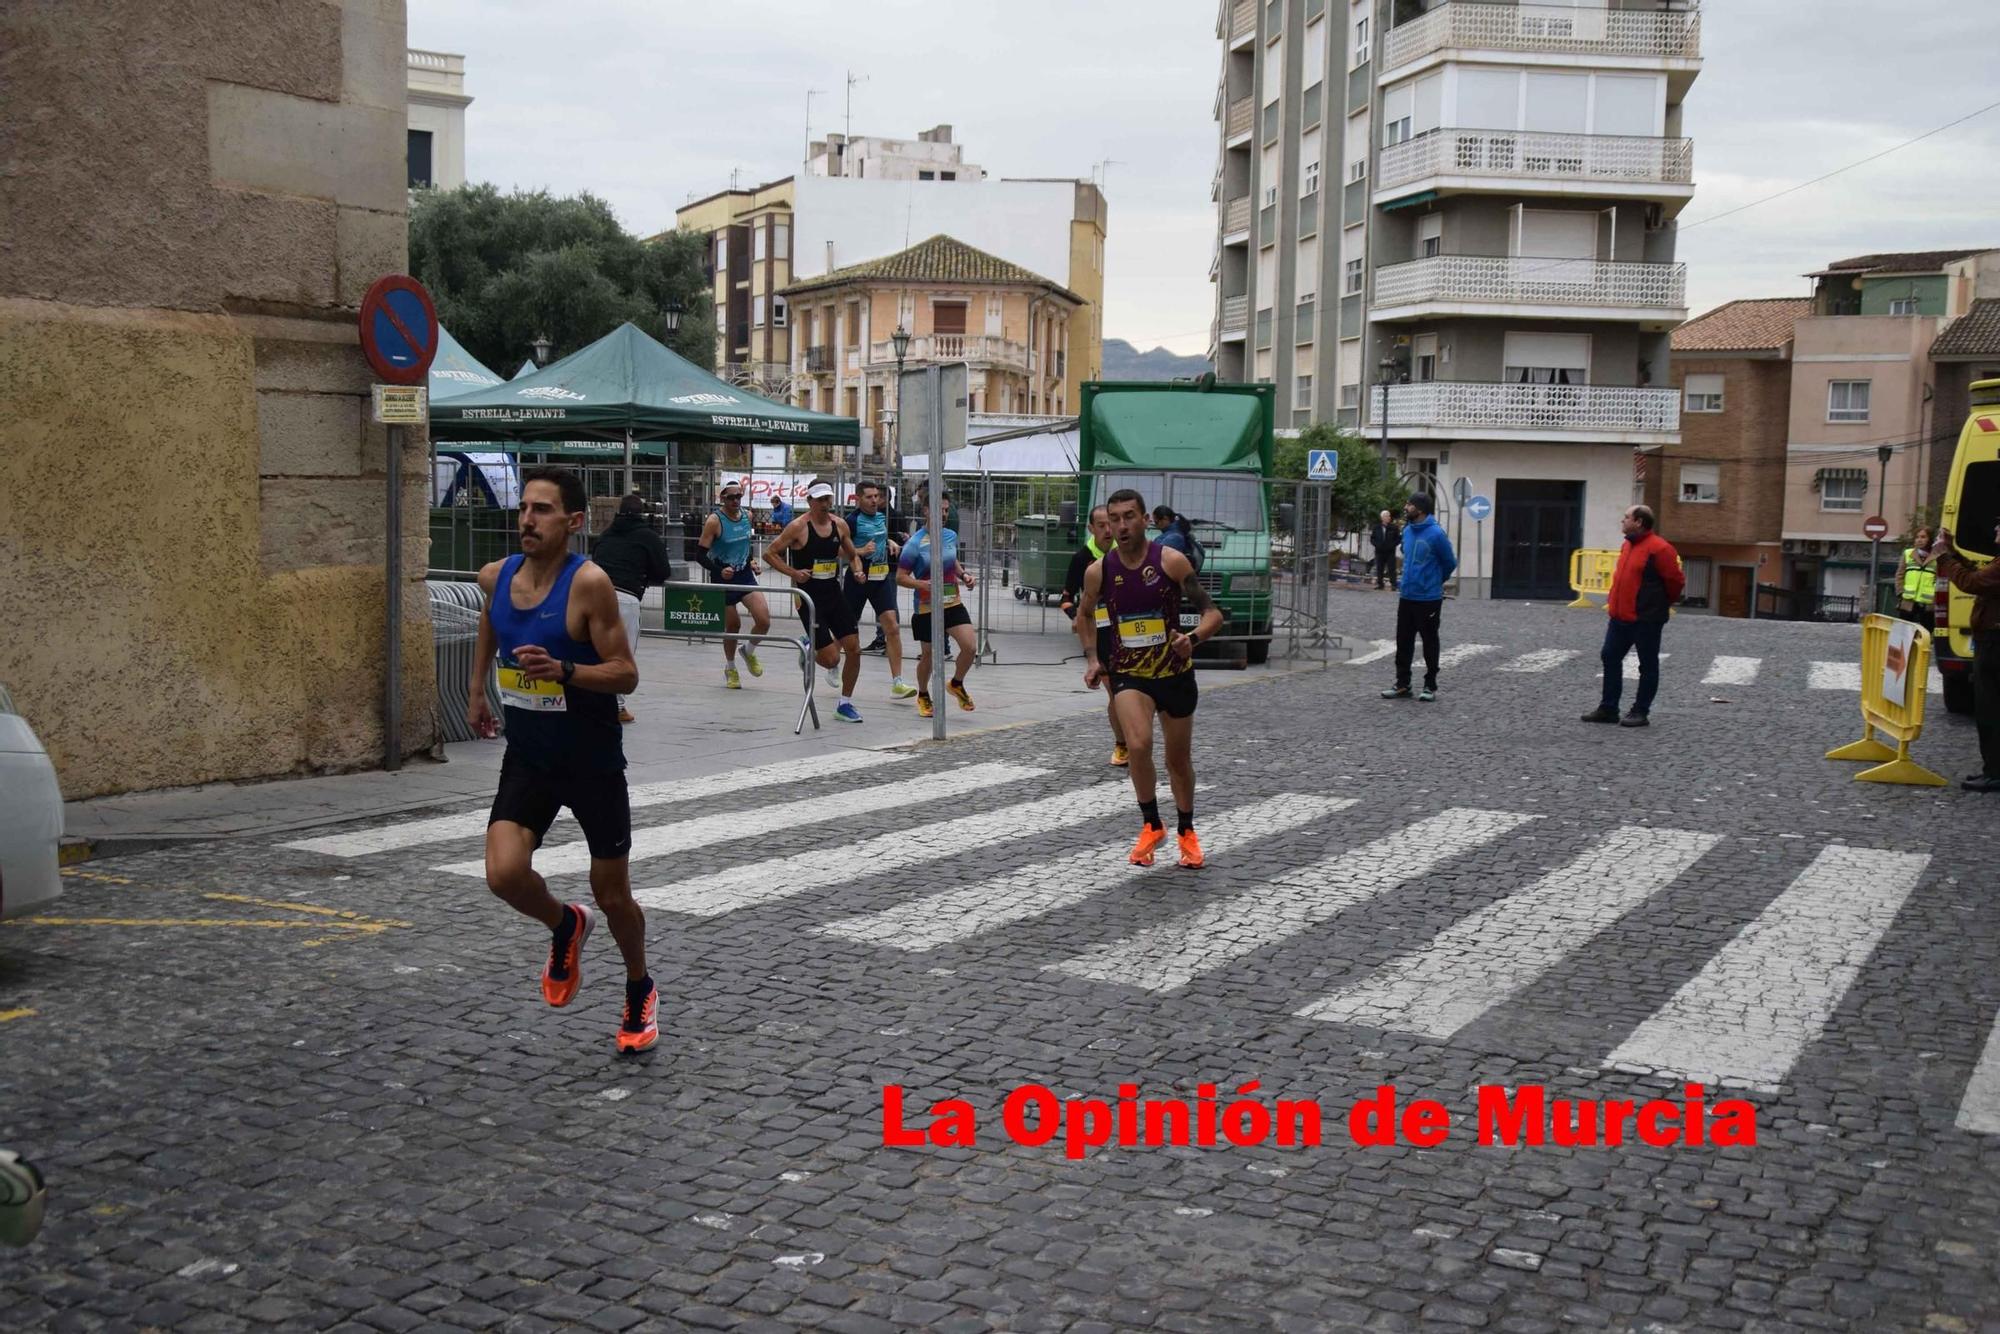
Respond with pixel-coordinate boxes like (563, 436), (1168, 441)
(1382, 493), (1457, 703)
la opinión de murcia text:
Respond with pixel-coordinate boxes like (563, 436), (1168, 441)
(882, 1083), (1759, 1161)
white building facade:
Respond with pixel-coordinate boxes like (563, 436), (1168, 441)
(406, 49), (470, 191)
(808, 124), (986, 181)
(1210, 0), (1701, 598)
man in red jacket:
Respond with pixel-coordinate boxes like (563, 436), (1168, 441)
(1582, 505), (1685, 728)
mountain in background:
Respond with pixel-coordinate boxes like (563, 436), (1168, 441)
(1100, 338), (1211, 382)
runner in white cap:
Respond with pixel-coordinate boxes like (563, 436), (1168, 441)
(695, 479), (767, 689)
(764, 479), (867, 723)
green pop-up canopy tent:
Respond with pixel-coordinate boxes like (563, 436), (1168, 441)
(427, 322), (861, 462)
(428, 326), (507, 400)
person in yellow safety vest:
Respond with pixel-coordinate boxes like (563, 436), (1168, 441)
(1897, 526), (1937, 630)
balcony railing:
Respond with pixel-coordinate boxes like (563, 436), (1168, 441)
(1220, 294), (1249, 332)
(1373, 255), (1687, 314)
(1384, 0), (1701, 72)
(1222, 195), (1252, 235)
(1377, 129), (1694, 192)
(866, 334), (1028, 367)
(1365, 381), (1681, 435)
(1225, 97), (1253, 140)
(804, 345), (834, 372)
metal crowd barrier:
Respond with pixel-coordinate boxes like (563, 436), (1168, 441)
(640, 579), (822, 734)
(1824, 613), (1947, 787)
(427, 579), (503, 744)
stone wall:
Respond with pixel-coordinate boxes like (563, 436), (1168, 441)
(0, 0), (435, 798)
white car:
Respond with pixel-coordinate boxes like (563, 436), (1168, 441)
(0, 686), (62, 922)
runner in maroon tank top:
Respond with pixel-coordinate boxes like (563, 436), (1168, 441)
(1073, 488), (1224, 868)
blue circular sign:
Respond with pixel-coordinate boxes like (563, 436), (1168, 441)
(1465, 494), (1494, 521)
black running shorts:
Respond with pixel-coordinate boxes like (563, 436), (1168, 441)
(488, 753), (633, 859)
(911, 603), (972, 643)
(844, 572), (898, 619)
(806, 578), (859, 649)
(1109, 670), (1198, 720)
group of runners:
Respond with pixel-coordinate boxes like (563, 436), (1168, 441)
(466, 467), (1221, 1053)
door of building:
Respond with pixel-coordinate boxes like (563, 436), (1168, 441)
(1717, 565), (1751, 618)
(1493, 479), (1584, 600)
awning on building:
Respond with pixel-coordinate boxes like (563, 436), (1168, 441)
(1813, 466), (1867, 488)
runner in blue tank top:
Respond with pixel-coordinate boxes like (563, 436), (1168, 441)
(1073, 487), (1223, 870)
(470, 466), (657, 1053)
(695, 479), (768, 690)
(842, 480), (916, 700)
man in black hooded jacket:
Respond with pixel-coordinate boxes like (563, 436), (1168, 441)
(592, 493), (672, 723)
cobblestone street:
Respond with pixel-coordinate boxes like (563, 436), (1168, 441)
(4, 594), (1997, 1332)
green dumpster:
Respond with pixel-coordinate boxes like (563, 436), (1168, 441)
(1012, 515), (1074, 604)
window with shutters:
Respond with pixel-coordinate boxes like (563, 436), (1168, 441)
(1820, 473), (1866, 511)
(1418, 214), (1442, 259)
(1678, 462), (1720, 504)
(1683, 373), (1724, 413)
(1344, 258), (1364, 295)
(1502, 331), (1590, 385)
(933, 301), (967, 335)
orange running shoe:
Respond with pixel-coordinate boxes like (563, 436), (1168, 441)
(947, 680), (975, 712)
(1129, 824), (1168, 866)
(541, 903), (594, 1007)
(1177, 829), (1205, 869)
(1110, 743), (1129, 768)
(917, 693), (934, 718)
(618, 979), (659, 1053)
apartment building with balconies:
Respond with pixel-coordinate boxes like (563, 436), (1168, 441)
(1210, 0), (1701, 598)
(1779, 248), (2000, 604)
(670, 128), (1106, 412)
(779, 235), (1080, 461)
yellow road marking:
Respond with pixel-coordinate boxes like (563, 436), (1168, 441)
(0, 1008), (37, 1023)
(61, 867), (132, 885)
(34, 876), (409, 947)
(15, 917), (402, 933)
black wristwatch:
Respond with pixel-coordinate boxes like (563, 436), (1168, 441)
(560, 659), (576, 683)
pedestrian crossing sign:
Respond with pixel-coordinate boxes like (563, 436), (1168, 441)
(1308, 449), (1338, 481)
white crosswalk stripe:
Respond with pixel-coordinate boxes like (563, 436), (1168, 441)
(649, 781), (1135, 917)
(1603, 845), (1931, 1092)
(1702, 656), (1761, 686)
(1438, 643), (1500, 668)
(1956, 1015), (2000, 1135)
(1604, 652), (1670, 680)
(1047, 807), (1536, 993)
(1812, 659), (1942, 694)
(1344, 640), (1396, 667)
(1496, 649), (1580, 674)
(431, 762), (1044, 880)
(283, 751), (906, 858)
(1296, 826), (1721, 1038)
(817, 794), (1354, 952)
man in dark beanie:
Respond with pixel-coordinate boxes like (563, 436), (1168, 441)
(1381, 492), (1456, 703)
(591, 492), (672, 723)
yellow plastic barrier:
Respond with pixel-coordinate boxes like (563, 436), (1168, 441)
(1824, 613), (1948, 787)
(1567, 549), (1620, 608)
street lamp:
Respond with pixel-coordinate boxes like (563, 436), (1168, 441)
(890, 324), (911, 464)
(663, 297), (685, 336)
(530, 332), (553, 367)
(1867, 443), (1894, 610)
(1377, 355), (1398, 489)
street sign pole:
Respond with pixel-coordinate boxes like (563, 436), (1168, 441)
(1862, 513), (1890, 612)
(385, 423), (403, 769)
(928, 365), (945, 742)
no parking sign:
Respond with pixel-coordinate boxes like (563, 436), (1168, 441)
(358, 274), (439, 386)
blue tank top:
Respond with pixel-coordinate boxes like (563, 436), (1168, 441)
(488, 554), (623, 772)
(712, 507), (752, 570)
(850, 510), (891, 580)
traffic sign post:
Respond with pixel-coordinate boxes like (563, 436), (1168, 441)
(358, 274), (440, 775)
(1465, 494), (1493, 599)
(1307, 448), (1339, 482)
(1863, 514), (1890, 616)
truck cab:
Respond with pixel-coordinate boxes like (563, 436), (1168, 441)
(1076, 378), (1276, 664)
(1934, 378), (2000, 714)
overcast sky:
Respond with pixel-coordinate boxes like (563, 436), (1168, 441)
(412, 0), (2000, 359)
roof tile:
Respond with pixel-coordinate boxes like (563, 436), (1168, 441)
(780, 234), (1080, 302)
(1931, 298), (2000, 358)
(1671, 298), (1813, 352)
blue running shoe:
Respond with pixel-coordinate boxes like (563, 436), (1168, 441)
(834, 702), (863, 724)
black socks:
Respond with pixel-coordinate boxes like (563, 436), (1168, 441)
(1139, 800), (1163, 831)
(627, 974), (653, 998)
(1177, 809), (1195, 835)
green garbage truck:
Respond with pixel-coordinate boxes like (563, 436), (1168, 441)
(1076, 376), (1276, 664)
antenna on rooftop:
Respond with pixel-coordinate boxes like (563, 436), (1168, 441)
(805, 87), (828, 163)
(845, 69), (869, 145)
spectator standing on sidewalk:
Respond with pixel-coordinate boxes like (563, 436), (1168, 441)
(1370, 510), (1400, 590)
(590, 492), (672, 724)
(1381, 494), (1456, 703)
(1897, 527), (1938, 630)
(1933, 521), (2000, 791)
(1581, 505), (1684, 729)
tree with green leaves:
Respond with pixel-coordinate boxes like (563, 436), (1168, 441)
(407, 185), (715, 374)
(1274, 423), (1409, 531)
